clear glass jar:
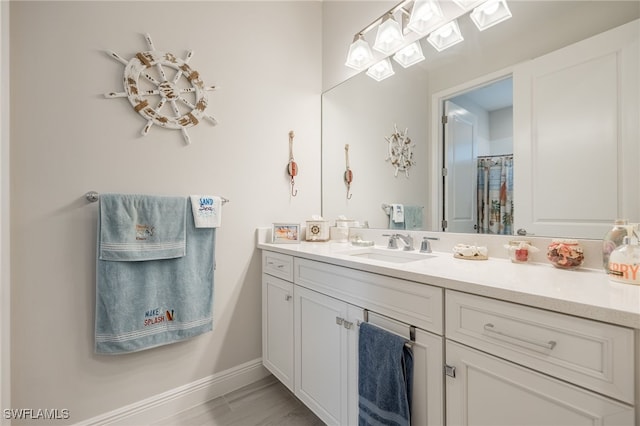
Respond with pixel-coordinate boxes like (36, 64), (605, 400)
(506, 240), (534, 263)
(602, 219), (629, 272)
(547, 239), (584, 269)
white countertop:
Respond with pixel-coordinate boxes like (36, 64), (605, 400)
(258, 239), (640, 330)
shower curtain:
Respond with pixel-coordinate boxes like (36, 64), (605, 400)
(477, 155), (513, 235)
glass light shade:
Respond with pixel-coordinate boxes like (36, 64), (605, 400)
(366, 58), (395, 81)
(452, 0), (481, 11)
(470, 0), (512, 31)
(407, 0), (444, 35)
(345, 34), (375, 70)
(427, 20), (464, 52)
(373, 14), (404, 55)
(393, 42), (426, 68)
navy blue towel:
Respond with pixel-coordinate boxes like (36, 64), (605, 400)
(358, 322), (413, 426)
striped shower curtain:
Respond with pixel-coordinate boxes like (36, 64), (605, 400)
(477, 155), (513, 235)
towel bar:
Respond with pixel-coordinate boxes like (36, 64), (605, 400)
(85, 191), (229, 205)
(360, 309), (416, 347)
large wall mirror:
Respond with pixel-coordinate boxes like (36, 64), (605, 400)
(322, 1), (639, 239)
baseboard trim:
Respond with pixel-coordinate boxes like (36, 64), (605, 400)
(75, 358), (269, 426)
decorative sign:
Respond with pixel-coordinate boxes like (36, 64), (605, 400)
(105, 34), (217, 144)
(385, 124), (415, 177)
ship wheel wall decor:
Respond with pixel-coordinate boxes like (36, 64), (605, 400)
(104, 34), (217, 145)
(385, 124), (415, 178)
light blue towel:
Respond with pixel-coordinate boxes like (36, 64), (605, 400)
(403, 205), (423, 230)
(388, 205), (423, 230)
(99, 194), (187, 261)
(95, 195), (215, 354)
(358, 322), (413, 426)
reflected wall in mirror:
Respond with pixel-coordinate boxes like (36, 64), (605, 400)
(321, 1), (639, 239)
(322, 63), (429, 229)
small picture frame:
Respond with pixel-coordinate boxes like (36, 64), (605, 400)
(272, 223), (301, 244)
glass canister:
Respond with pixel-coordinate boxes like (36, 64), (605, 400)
(547, 239), (584, 269)
(505, 240), (538, 263)
(608, 236), (640, 285)
(602, 219), (629, 272)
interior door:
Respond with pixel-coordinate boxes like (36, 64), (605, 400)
(444, 100), (478, 233)
(513, 20), (639, 238)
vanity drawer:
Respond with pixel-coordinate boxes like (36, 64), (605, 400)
(262, 251), (294, 281)
(446, 290), (635, 404)
(294, 258), (443, 334)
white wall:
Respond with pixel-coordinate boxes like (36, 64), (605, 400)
(9, 1), (320, 423)
(489, 107), (513, 156)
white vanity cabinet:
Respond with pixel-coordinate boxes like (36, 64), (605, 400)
(294, 257), (445, 426)
(261, 248), (637, 425)
(445, 290), (636, 425)
(261, 251), (295, 391)
(294, 285), (363, 425)
(262, 250), (445, 426)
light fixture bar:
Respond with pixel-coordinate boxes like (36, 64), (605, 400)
(353, 0), (413, 38)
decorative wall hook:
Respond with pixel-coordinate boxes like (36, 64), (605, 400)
(344, 144), (353, 199)
(287, 131), (298, 197)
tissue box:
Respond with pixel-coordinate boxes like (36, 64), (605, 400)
(306, 220), (329, 241)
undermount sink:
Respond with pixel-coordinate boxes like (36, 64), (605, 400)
(340, 247), (436, 264)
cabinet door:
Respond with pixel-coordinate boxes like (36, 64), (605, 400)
(446, 341), (635, 426)
(513, 20), (639, 238)
(294, 285), (350, 425)
(367, 312), (444, 426)
(261, 274), (294, 391)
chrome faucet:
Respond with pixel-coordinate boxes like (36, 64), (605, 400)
(383, 233), (414, 250)
(396, 234), (415, 251)
(383, 234), (399, 249)
(420, 236), (439, 253)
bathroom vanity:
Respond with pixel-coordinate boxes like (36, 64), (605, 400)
(259, 233), (639, 425)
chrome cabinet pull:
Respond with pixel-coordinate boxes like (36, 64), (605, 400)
(343, 321), (353, 330)
(285, 295), (292, 301)
(336, 317), (344, 326)
(483, 323), (557, 351)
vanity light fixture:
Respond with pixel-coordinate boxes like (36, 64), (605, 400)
(452, 0), (483, 11)
(427, 20), (464, 52)
(393, 41), (425, 68)
(407, 0), (445, 35)
(470, 0), (512, 31)
(366, 58), (395, 81)
(345, 0), (513, 80)
(345, 33), (375, 70)
(373, 13), (405, 54)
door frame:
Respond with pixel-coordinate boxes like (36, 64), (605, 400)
(429, 67), (514, 232)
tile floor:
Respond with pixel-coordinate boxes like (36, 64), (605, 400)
(152, 375), (324, 426)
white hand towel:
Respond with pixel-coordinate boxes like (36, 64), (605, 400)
(190, 195), (222, 228)
(391, 204), (405, 223)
